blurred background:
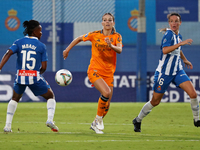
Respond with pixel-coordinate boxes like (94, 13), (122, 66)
(0, 0), (200, 103)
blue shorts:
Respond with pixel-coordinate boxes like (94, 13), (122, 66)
(13, 77), (50, 96)
(153, 70), (190, 93)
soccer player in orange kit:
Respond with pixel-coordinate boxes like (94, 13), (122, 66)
(63, 13), (122, 134)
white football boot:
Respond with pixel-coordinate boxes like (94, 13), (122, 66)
(4, 127), (12, 132)
(90, 120), (104, 134)
(46, 121), (59, 132)
(95, 115), (104, 130)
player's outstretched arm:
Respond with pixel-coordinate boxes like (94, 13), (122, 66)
(63, 35), (83, 60)
(0, 49), (13, 71)
(163, 39), (193, 54)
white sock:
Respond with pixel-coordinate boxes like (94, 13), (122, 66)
(190, 98), (199, 122)
(47, 99), (56, 122)
(137, 101), (154, 122)
(5, 100), (18, 128)
(96, 115), (103, 119)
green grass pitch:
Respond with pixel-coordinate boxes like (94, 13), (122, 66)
(0, 102), (200, 150)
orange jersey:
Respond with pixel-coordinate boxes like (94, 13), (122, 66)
(82, 30), (122, 76)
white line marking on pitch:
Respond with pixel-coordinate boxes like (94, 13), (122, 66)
(0, 139), (199, 143)
(12, 121), (133, 126)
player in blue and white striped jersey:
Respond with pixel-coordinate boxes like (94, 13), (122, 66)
(157, 28), (183, 75)
(133, 13), (200, 132)
(0, 20), (59, 132)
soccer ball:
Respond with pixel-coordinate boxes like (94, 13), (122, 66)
(55, 69), (72, 86)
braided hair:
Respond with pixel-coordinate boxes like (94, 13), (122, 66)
(23, 20), (40, 36)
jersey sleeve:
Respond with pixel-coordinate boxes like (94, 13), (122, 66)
(116, 34), (122, 45)
(161, 31), (173, 48)
(9, 40), (19, 53)
(82, 32), (93, 42)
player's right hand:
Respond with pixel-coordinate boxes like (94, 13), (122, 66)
(63, 49), (69, 60)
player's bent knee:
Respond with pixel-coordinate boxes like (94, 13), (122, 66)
(101, 95), (109, 102)
(102, 89), (111, 98)
(189, 92), (197, 99)
(41, 90), (54, 100)
(151, 100), (161, 107)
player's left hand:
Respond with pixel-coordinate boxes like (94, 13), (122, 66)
(184, 60), (193, 69)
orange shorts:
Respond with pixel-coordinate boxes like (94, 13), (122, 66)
(87, 69), (114, 87)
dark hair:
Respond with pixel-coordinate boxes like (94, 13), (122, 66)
(23, 20), (40, 36)
(102, 13), (116, 32)
(159, 12), (182, 33)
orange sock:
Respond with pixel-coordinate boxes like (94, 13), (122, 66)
(97, 96), (109, 116)
(103, 102), (110, 118)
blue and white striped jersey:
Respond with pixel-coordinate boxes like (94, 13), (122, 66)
(156, 29), (183, 75)
(9, 36), (48, 85)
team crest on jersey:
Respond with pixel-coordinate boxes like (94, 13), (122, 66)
(157, 85), (161, 91)
(84, 33), (88, 37)
(163, 38), (167, 44)
(117, 36), (122, 42)
(110, 38), (113, 42)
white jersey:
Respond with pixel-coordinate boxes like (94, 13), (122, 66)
(156, 29), (183, 75)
